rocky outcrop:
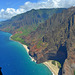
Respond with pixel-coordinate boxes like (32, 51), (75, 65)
(62, 59), (73, 75)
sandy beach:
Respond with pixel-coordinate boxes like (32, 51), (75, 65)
(10, 35), (36, 62)
(10, 35), (59, 75)
(22, 44), (59, 75)
(23, 44), (59, 75)
(23, 41), (60, 75)
(21, 44), (36, 62)
(20, 44), (59, 75)
(22, 45), (29, 53)
(43, 60), (59, 75)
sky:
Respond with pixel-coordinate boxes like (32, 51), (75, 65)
(0, 0), (75, 21)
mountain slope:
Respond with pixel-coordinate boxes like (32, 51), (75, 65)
(0, 8), (65, 32)
(1, 7), (74, 75)
(0, 8), (65, 44)
(21, 7), (75, 75)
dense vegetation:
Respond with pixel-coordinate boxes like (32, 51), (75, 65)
(52, 60), (61, 68)
(0, 8), (65, 45)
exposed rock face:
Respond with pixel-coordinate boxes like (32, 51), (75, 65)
(0, 7), (75, 75)
(62, 59), (73, 75)
(24, 7), (75, 75)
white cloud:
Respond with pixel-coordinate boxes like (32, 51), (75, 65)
(0, 0), (75, 19)
(0, 8), (25, 19)
(1, 9), (5, 12)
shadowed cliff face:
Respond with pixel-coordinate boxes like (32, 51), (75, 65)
(24, 7), (75, 75)
(57, 44), (67, 75)
(47, 43), (67, 64)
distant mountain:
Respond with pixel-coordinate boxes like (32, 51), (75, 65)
(0, 8), (65, 44)
(22, 7), (75, 75)
(0, 8), (65, 32)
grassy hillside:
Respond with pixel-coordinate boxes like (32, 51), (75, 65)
(23, 7), (75, 75)
(0, 8), (65, 44)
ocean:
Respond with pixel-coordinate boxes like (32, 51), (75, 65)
(0, 31), (52, 75)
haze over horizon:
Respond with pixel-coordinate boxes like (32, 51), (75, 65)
(0, 0), (75, 21)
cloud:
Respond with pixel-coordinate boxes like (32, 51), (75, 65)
(0, 8), (25, 19)
(20, 0), (75, 10)
(0, 0), (75, 19)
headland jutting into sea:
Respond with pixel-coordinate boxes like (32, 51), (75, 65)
(10, 35), (59, 75)
(0, 31), (53, 75)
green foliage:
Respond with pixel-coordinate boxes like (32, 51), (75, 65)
(52, 60), (61, 68)
(36, 41), (43, 48)
(17, 25), (37, 36)
(11, 35), (24, 44)
(74, 70), (75, 75)
(11, 24), (38, 46)
(36, 40), (48, 49)
(11, 36), (29, 46)
(0, 8), (65, 33)
(57, 62), (61, 68)
(0, 8), (65, 48)
(52, 60), (56, 66)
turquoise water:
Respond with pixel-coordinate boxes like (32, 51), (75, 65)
(0, 31), (52, 75)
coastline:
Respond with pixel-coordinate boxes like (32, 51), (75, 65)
(22, 45), (60, 75)
(22, 44), (36, 62)
(23, 44), (58, 75)
(43, 61), (59, 75)
(43, 62), (54, 75)
(10, 35), (58, 75)
(10, 35), (36, 62)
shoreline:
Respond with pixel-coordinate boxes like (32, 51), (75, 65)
(23, 44), (57, 75)
(9, 35), (58, 75)
(22, 44), (36, 62)
(43, 61), (59, 75)
(43, 62), (55, 75)
(9, 35), (36, 62)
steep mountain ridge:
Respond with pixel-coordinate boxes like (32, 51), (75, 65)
(22, 7), (75, 75)
(0, 8), (65, 33)
(0, 8), (65, 44)
(0, 7), (75, 75)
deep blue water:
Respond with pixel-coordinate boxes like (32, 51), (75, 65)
(0, 31), (52, 75)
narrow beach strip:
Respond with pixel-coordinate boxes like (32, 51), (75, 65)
(22, 44), (36, 62)
(23, 44), (57, 75)
(10, 35), (57, 75)
(43, 61), (59, 75)
(10, 35), (36, 62)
